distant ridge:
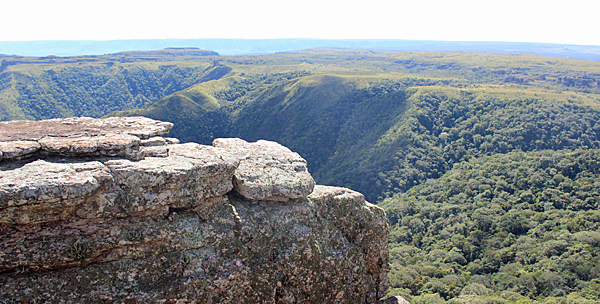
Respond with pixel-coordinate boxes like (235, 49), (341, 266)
(1, 38), (600, 61)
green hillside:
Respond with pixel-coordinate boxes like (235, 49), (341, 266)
(0, 48), (219, 120)
(109, 71), (232, 144)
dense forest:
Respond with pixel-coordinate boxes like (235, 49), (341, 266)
(382, 150), (600, 303)
(2, 48), (600, 302)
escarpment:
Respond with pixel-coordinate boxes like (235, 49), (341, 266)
(0, 117), (389, 303)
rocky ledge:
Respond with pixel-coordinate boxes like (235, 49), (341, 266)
(0, 117), (389, 303)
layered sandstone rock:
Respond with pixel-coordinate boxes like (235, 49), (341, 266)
(213, 138), (315, 202)
(0, 117), (389, 303)
(0, 116), (173, 160)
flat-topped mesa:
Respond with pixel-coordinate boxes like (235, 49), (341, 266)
(0, 117), (389, 303)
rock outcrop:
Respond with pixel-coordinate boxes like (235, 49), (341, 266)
(0, 117), (389, 303)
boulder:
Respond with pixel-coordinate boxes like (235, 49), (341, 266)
(0, 159), (115, 225)
(213, 138), (315, 201)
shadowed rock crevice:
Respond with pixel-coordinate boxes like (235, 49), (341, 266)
(0, 117), (389, 303)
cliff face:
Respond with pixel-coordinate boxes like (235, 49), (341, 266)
(0, 117), (389, 303)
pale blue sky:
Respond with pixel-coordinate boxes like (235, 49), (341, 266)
(2, 0), (599, 46)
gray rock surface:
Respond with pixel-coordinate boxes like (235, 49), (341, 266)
(0, 159), (114, 225)
(0, 116), (173, 160)
(0, 116), (173, 142)
(213, 138), (315, 201)
(0, 117), (389, 303)
(0, 140), (41, 160)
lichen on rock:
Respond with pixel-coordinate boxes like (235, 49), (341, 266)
(0, 117), (389, 303)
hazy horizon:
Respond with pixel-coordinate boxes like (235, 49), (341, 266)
(2, 0), (599, 46)
(2, 38), (600, 62)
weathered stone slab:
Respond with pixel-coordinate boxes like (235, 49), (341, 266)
(0, 196), (229, 273)
(0, 117), (172, 160)
(0, 186), (389, 303)
(140, 145), (169, 157)
(0, 144), (238, 224)
(104, 145), (237, 216)
(0, 140), (41, 160)
(308, 185), (390, 299)
(379, 296), (411, 304)
(140, 136), (167, 146)
(164, 137), (180, 144)
(0, 116), (173, 142)
(213, 138), (315, 201)
(0, 160), (115, 224)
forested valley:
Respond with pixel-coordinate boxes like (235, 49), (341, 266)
(2, 48), (600, 303)
(382, 150), (600, 303)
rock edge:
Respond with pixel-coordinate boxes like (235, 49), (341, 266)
(0, 117), (390, 303)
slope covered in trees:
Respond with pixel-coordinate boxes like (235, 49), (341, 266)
(0, 48), (219, 120)
(381, 149), (600, 303)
